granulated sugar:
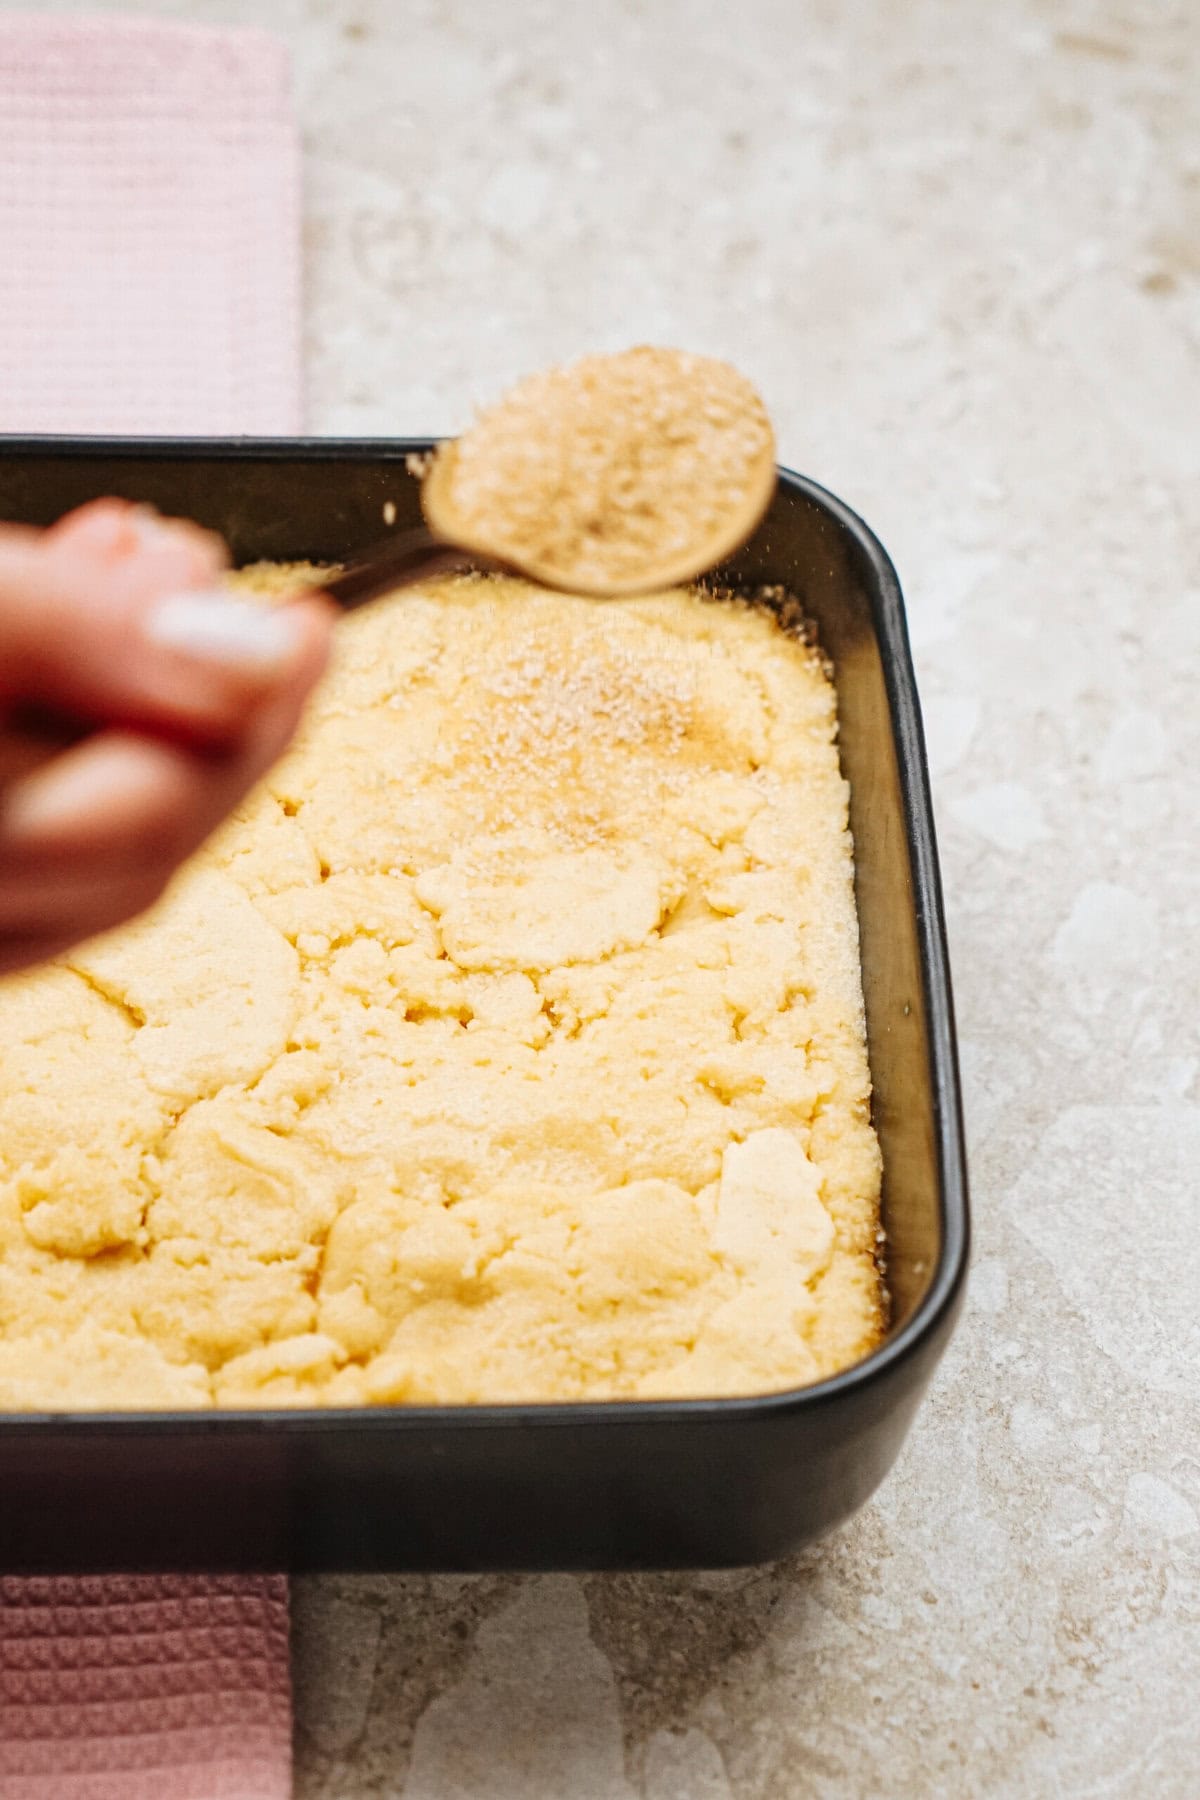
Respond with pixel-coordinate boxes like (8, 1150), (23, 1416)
(423, 347), (775, 592)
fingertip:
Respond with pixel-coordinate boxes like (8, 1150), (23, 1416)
(0, 731), (190, 860)
(46, 500), (229, 587)
(46, 498), (136, 557)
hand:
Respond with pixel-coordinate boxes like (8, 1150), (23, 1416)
(0, 499), (334, 975)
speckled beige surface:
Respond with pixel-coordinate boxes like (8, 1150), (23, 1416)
(11, 0), (1200, 1791)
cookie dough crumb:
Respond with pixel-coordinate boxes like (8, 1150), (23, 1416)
(0, 571), (883, 1409)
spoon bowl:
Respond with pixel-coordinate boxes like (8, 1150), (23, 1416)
(420, 429), (777, 599)
(318, 348), (779, 609)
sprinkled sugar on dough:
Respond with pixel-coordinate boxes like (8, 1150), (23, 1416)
(0, 570), (883, 1408)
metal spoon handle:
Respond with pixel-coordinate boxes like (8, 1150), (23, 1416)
(319, 526), (499, 611)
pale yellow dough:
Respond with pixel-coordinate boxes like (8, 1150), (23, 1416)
(0, 572), (883, 1409)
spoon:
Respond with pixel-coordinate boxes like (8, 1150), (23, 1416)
(324, 346), (777, 607)
(322, 456), (777, 611)
(319, 525), (498, 610)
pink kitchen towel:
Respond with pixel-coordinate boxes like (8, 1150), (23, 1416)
(0, 15), (301, 1798)
(0, 1576), (292, 1799)
(0, 13), (302, 434)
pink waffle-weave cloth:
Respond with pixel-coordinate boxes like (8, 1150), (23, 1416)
(0, 14), (300, 1799)
(0, 1576), (292, 1800)
(0, 13), (302, 434)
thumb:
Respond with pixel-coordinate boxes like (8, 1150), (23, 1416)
(0, 511), (334, 747)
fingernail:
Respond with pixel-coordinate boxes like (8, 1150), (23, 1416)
(145, 590), (300, 673)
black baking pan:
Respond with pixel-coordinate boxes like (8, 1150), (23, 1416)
(0, 439), (968, 1572)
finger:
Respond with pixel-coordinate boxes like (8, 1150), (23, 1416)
(0, 733), (256, 966)
(0, 866), (168, 935)
(0, 731), (246, 874)
(44, 498), (229, 596)
(46, 497), (229, 574)
(0, 637), (326, 878)
(0, 523), (334, 746)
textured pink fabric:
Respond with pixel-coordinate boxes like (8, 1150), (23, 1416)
(0, 14), (302, 434)
(0, 1576), (292, 1798)
(0, 16), (299, 1799)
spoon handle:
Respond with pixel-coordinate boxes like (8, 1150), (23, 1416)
(319, 526), (497, 611)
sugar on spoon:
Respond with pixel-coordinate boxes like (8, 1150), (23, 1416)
(322, 345), (777, 610)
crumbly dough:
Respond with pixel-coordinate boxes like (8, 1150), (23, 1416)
(0, 571), (883, 1409)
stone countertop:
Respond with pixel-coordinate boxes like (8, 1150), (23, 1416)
(29, 0), (1200, 1791)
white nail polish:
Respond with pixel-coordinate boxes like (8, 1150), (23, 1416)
(146, 591), (299, 672)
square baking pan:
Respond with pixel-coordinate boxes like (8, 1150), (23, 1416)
(0, 438), (968, 1572)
